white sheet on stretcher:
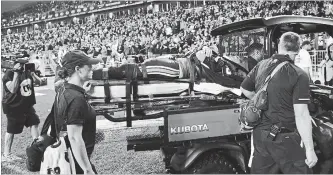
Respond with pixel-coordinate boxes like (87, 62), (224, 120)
(88, 82), (241, 98)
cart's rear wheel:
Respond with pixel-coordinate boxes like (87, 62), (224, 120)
(183, 150), (241, 174)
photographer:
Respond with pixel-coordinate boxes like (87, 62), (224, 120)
(1, 57), (42, 162)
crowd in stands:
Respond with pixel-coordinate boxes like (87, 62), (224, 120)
(2, 1), (333, 63)
(2, 1), (135, 26)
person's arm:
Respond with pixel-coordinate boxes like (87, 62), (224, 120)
(66, 98), (95, 174)
(5, 64), (21, 93)
(303, 52), (312, 78)
(240, 64), (259, 99)
(31, 72), (41, 84)
(67, 125), (95, 174)
(240, 87), (255, 99)
(293, 73), (318, 168)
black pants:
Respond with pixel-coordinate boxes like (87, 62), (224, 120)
(251, 129), (312, 174)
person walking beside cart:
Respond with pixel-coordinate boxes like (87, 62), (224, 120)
(55, 50), (102, 174)
(240, 32), (317, 174)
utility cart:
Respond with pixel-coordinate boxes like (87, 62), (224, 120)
(87, 16), (333, 174)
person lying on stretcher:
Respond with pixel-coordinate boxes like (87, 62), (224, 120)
(92, 47), (245, 88)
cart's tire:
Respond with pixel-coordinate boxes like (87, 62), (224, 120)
(183, 150), (240, 174)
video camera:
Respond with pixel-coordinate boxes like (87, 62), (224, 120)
(13, 58), (36, 73)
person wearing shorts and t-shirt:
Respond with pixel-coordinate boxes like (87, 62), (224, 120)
(1, 58), (41, 162)
(295, 40), (313, 80)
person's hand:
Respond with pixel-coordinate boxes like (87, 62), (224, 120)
(84, 169), (95, 175)
(305, 149), (318, 168)
(13, 63), (22, 72)
(83, 81), (92, 93)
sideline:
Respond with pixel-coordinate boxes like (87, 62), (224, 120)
(96, 118), (163, 130)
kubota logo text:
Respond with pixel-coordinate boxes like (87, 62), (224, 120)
(170, 124), (209, 135)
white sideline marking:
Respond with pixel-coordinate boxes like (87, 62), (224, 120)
(35, 92), (46, 96)
(34, 86), (50, 91)
(96, 118), (164, 130)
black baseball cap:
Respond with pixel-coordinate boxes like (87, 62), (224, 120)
(245, 43), (263, 53)
(301, 40), (311, 47)
(61, 50), (103, 67)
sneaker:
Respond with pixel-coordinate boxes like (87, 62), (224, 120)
(1, 153), (22, 162)
(8, 153), (22, 161)
(1, 154), (14, 162)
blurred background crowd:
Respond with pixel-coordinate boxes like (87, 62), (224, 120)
(1, 1), (333, 65)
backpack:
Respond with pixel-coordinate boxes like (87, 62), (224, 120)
(26, 104), (57, 172)
(239, 61), (288, 130)
(26, 130), (56, 172)
(40, 87), (76, 174)
(39, 137), (76, 174)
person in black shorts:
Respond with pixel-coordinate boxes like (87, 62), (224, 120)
(2, 58), (42, 162)
(241, 32), (318, 173)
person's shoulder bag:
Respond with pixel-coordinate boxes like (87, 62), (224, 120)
(239, 61), (288, 130)
(40, 88), (76, 174)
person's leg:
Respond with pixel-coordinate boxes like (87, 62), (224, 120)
(267, 131), (312, 174)
(2, 115), (25, 161)
(24, 107), (40, 140)
(251, 129), (280, 174)
(3, 132), (14, 156)
(30, 125), (39, 140)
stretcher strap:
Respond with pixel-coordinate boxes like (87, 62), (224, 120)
(189, 58), (195, 93)
(141, 63), (149, 84)
(132, 80), (138, 101)
(126, 81), (132, 127)
(102, 68), (111, 103)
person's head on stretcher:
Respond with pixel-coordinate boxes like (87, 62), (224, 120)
(57, 50), (103, 87)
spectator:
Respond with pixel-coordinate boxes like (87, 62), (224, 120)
(295, 40), (313, 79)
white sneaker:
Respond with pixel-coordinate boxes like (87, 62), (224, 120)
(1, 153), (22, 162)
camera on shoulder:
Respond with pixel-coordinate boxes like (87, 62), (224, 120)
(13, 58), (35, 73)
(24, 63), (36, 72)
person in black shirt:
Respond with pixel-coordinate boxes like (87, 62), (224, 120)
(55, 50), (102, 174)
(1, 58), (42, 162)
(241, 32), (317, 173)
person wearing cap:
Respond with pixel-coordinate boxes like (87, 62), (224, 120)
(295, 40), (313, 79)
(55, 50), (102, 174)
(1, 57), (42, 162)
(319, 31), (333, 86)
(245, 43), (264, 71)
(241, 32), (317, 173)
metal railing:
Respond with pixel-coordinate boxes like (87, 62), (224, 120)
(310, 50), (328, 82)
(226, 50), (328, 81)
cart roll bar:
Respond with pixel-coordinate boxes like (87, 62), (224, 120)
(126, 64), (133, 127)
(103, 68), (111, 103)
(141, 63), (149, 84)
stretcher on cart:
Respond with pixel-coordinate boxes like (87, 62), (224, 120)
(86, 61), (244, 127)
